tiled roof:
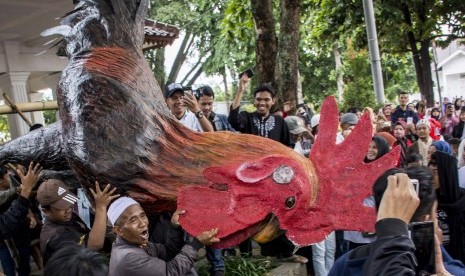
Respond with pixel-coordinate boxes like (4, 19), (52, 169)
(143, 19), (180, 50)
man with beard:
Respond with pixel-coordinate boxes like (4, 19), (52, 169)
(408, 119), (434, 166)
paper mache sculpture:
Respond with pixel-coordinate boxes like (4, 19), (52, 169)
(0, 0), (400, 248)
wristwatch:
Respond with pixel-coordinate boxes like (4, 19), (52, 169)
(195, 110), (204, 118)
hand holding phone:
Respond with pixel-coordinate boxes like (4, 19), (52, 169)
(377, 173), (420, 224)
(239, 68), (254, 79)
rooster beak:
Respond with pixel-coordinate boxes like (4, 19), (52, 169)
(252, 214), (286, 243)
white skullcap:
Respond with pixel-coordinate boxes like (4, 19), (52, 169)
(107, 197), (140, 226)
(416, 118), (430, 128)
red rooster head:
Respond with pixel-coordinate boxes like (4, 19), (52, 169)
(178, 96), (400, 248)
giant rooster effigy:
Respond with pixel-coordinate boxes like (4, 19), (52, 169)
(0, 0), (399, 248)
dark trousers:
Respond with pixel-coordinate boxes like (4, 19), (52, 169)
(0, 243), (31, 276)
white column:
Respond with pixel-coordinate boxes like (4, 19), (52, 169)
(0, 72), (31, 138)
(28, 91), (45, 126)
(42, 72), (62, 121)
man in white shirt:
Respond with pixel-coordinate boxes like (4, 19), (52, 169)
(164, 83), (213, 132)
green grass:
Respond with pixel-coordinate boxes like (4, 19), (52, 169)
(195, 255), (278, 276)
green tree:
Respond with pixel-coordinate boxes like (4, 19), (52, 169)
(341, 45), (377, 111)
(305, 0), (465, 106)
(378, 0), (465, 105)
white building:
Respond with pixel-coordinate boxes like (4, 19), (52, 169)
(434, 40), (465, 102)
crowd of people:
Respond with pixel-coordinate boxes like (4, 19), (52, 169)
(0, 74), (464, 276)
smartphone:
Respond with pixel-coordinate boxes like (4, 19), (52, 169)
(409, 221), (436, 275)
(411, 179), (419, 195)
(407, 117), (413, 124)
(239, 68), (254, 79)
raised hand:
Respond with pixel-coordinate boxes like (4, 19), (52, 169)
(17, 162), (42, 198)
(89, 181), (120, 211)
(238, 74), (250, 92)
(182, 91), (201, 113)
(171, 209), (186, 228)
(196, 228), (220, 246)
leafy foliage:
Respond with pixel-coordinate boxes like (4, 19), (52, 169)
(146, 0), (463, 109)
(299, 49), (337, 110)
(0, 115), (11, 144)
(43, 110), (57, 125)
(195, 255), (277, 276)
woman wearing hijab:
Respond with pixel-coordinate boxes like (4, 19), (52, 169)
(429, 151), (465, 263)
(430, 107), (441, 121)
(344, 136), (391, 250)
(452, 109), (465, 140)
(392, 121), (413, 167)
(429, 140), (454, 156)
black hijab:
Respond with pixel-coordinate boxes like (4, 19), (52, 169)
(432, 151), (463, 204)
(431, 107), (441, 121)
(364, 136), (390, 163)
(431, 151), (465, 263)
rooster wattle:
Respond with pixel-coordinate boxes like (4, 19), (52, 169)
(0, 0), (400, 248)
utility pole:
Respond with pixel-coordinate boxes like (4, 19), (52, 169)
(362, 0), (385, 104)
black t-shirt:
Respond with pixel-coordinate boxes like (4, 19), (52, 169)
(40, 213), (89, 264)
(228, 107), (290, 146)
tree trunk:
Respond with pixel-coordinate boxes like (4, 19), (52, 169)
(180, 58), (203, 85)
(186, 65), (204, 86)
(167, 32), (194, 84)
(418, 40), (434, 106)
(154, 48), (166, 89)
(250, 0), (278, 88)
(222, 66), (231, 111)
(333, 43), (344, 102)
(278, 0), (301, 105)
(400, 4), (434, 106)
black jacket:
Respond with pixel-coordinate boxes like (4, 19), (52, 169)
(329, 218), (416, 276)
(40, 213), (90, 264)
(0, 196), (30, 239)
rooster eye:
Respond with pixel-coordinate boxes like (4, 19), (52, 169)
(285, 196), (296, 209)
(272, 165), (294, 184)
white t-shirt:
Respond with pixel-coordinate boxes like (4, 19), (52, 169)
(179, 110), (203, 132)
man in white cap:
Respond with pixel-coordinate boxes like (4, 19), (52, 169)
(108, 197), (220, 276)
(38, 180), (118, 264)
(407, 119), (434, 166)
